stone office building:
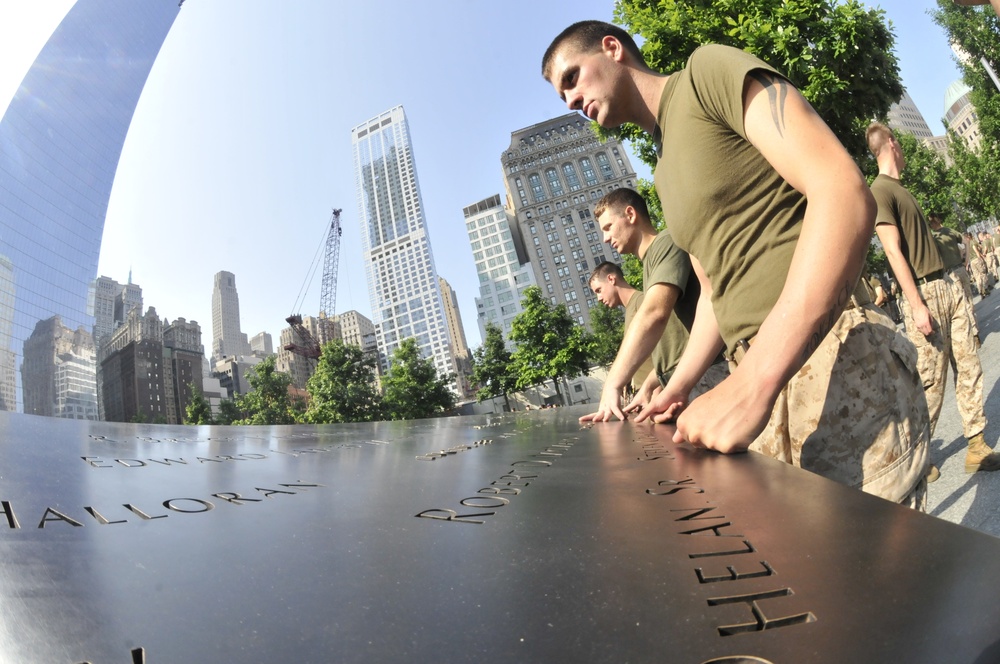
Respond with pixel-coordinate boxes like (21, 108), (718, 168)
(99, 307), (166, 423)
(501, 113), (637, 329)
(21, 315), (98, 420)
(99, 307), (204, 424)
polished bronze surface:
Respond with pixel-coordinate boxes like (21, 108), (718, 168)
(1, 408), (998, 662)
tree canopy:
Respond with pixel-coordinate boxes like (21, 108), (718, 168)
(232, 355), (304, 425)
(303, 340), (383, 424)
(183, 383), (213, 425)
(587, 300), (625, 369)
(382, 338), (456, 420)
(471, 322), (518, 410)
(610, 0), (902, 167)
(509, 286), (591, 402)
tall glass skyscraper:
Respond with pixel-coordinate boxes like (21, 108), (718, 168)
(0, 1), (183, 412)
(351, 106), (455, 383)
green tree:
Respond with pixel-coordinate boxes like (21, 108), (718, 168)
(382, 337), (456, 420)
(471, 322), (518, 411)
(895, 132), (958, 223)
(509, 286), (592, 404)
(932, 1), (1000, 218)
(610, 0), (902, 167)
(184, 383), (213, 425)
(303, 340), (382, 423)
(587, 301), (624, 369)
(216, 398), (242, 425)
(233, 355), (304, 425)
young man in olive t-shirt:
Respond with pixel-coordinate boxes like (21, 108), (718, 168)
(543, 21), (928, 506)
(867, 122), (999, 475)
(588, 261), (656, 394)
(578, 188), (697, 423)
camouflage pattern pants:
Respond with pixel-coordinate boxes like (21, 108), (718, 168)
(947, 266), (980, 339)
(747, 304), (929, 509)
(900, 277), (986, 439)
(970, 257), (989, 296)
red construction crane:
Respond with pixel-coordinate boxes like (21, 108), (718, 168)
(285, 208), (343, 360)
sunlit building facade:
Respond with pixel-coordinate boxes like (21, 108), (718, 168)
(501, 113), (635, 329)
(351, 106), (454, 385)
(464, 194), (536, 340)
(0, 0), (183, 413)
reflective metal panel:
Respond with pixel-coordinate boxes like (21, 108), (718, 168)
(0, 1), (182, 413)
(0, 407), (999, 663)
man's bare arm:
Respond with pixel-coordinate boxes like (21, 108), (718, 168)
(875, 223), (934, 335)
(668, 70), (874, 452)
(579, 282), (680, 422)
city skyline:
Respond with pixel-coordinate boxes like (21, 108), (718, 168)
(0, 1), (967, 353)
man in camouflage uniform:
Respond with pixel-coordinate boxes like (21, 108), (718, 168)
(980, 231), (1000, 282)
(966, 231), (990, 297)
(929, 214), (979, 343)
(868, 123), (1000, 476)
(544, 22), (928, 507)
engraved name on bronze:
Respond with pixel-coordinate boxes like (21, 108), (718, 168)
(639, 438), (817, 639)
(0, 481), (324, 530)
(415, 437), (578, 524)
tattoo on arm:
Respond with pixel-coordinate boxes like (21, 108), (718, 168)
(749, 70), (789, 138)
(801, 281), (852, 362)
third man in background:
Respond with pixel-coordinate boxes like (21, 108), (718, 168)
(868, 122), (1000, 475)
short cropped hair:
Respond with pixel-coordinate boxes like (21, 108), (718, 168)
(594, 187), (650, 221)
(542, 20), (646, 80)
(589, 261), (624, 285)
(866, 122), (894, 158)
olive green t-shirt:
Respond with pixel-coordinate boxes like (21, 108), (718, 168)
(932, 226), (964, 270)
(641, 231), (695, 384)
(623, 291), (656, 391)
(870, 175), (944, 279)
(653, 45), (804, 355)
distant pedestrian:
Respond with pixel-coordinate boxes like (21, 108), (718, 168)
(869, 122), (1000, 476)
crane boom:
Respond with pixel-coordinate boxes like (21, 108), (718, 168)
(284, 208), (344, 361)
(319, 208), (343, 319)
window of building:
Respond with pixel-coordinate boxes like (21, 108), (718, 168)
(545, 168), (564, 196)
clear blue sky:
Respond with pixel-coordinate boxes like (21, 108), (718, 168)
(0, 1), (964, 349)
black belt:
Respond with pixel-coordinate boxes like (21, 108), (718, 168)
(916, 269), (944, 285)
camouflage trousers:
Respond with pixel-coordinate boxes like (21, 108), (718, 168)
(690, 360), (729, 399)
(969, 257), (989, 296)
(900, 276), (986, 439)
(946, 266), (980, 340)
(747, 304), (929, 509)
(989, 253), (1000, 281)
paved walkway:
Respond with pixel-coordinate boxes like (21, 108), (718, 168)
(927, 289), (1000, 537)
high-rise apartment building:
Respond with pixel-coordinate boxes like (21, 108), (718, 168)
(250, 331), (274, 357)
(439, 277), (473, 397)
(0, 1), (183, 413)
(887, 89), (934, 139)
(464, 194), (537, 340)
(212, 271), (252, 360)
(351, 106), (454, 384)
(336, 310), (377, 355)
(21, 316), (98, 420)
(91, 275), (143, 348)
(501, 113), (636, 329)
